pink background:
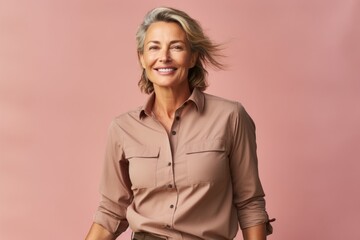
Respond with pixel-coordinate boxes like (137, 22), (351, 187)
(1, 0), (360, 239)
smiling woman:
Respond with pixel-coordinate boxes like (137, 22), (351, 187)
(136, 7), (224, 95)
(139, 21), (197, 97)
(85, 7), (273, 240)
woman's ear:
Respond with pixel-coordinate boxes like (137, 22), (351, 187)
(190, 52), (198, 68)
(138, 52), (145, 69)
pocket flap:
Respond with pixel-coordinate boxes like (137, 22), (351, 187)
(125, 146), (160, 158)
(185, 140), (226, 154)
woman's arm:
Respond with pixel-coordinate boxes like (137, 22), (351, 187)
(85, 223), (115, 240)
(242, 223), (266, 240)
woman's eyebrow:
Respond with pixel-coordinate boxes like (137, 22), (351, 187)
(145, 40), (186, 45)
(146, 41), (160, 45)
(170, 40), (186, 45)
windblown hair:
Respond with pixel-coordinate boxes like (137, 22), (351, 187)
(136, 7), (224, 94)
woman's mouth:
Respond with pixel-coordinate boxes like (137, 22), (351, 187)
(155, 67), (177, 74)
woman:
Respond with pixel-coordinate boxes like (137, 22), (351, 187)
(86, 7), (273, 240)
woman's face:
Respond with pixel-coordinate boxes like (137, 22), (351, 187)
(139, 21), (197, 92)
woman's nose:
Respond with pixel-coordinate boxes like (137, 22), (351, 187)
(159, 49), (171, 62)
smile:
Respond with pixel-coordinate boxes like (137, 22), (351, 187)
(155, 68), (177, 73)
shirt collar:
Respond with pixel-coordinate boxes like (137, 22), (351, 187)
(139, 88), (205, 120)
(139, 91), (155, 119)
(188, 87), (205, 112)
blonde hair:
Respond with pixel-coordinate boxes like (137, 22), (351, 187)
(136, 7), (224, 94)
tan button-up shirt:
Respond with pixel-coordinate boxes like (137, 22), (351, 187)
(94, 88), (271, 239)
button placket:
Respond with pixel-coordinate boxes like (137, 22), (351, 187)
(166, 108), (181, 226)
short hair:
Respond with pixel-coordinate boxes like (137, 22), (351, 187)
(136, 7), (224, 94)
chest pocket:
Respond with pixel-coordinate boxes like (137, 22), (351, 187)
(185, 140), (229, 184)
(125, 146), (160, 189)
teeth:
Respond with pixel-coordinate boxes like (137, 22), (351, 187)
(157, 68), (174, 72)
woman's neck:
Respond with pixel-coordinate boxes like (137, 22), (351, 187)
(152, 85), (191, 119)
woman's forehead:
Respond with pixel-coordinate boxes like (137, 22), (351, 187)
(145, 21), (187, 43)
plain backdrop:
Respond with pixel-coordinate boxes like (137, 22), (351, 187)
(1, 0), (360, 239)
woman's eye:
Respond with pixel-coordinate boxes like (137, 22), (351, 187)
(148, 46), (159, 50)
(171, 45), (183, 50)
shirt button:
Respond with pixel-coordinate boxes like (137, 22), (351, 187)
(171, 130), (176, 135)
(165, 224), (171, 229)
(170, 204), (174, 208)
(168, 162), (172, 166)
(168, 184), (173, 188)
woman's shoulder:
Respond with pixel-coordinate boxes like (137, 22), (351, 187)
(203, 92), (245, 111)
(111, 106), (144, 125)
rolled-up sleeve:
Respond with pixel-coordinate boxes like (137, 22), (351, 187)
(230, 103), (273, 235)
(93, 120), (133, 236)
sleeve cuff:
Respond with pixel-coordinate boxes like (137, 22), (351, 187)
(93, 211), (127, 235)
(266, 218), (275, 235)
